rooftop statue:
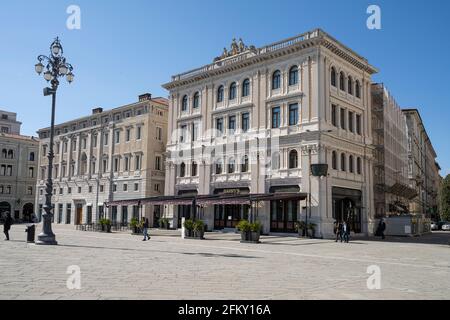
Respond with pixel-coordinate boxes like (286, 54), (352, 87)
(214, 38), (254, 62)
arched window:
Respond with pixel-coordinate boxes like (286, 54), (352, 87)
(217, 85), (224, 102)
(228, 158), (235, 173)
(241, 155), (249, 173)
(180, 162), (186, 177)
(272, 70), (281, 90)
(289, 150), (298, 169)
(339, 72), (345, 91)
(349, 155), (354, 173)
(271, 152), (280, 170)
(215, 159), (223, 175)
(181, 95), (188, 112)
(332, 151), (337, 170)
(357, 157), (362, 174)
(229, 82), (237, 100)
(242, 79), (250, 97)
(7, 150), (13, 159)
(193, 92), (200, 109)
(29, 152), (35, 162)
(289, 66), (298, 86)
(191, 161), (198, 177)
(340, 153), (346, 171)
(1, 149), (7, 158)
(355, 80), (361, 98)
(348, 76), (353, 95)
(331, 67), (337, 87)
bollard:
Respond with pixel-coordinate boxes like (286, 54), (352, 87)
(25, 224), (35, 243)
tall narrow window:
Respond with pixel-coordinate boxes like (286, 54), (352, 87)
(192, 161), (198, 176)
(241, 113), (249, 132)
(241, 155), (249, 173)
(348, 111), (354, 133)
(331, 67), (337, 87)
(229, 82), (237, 100)
(180, 162), (186, 177)
(181, 95), (188, 111)
(114, 158), (120, 172)
(193, 92), (200, 109)
(340, 108), (346, 130)
(228, 115), (236, 132)
(332, 151), (337, 170)
(339, 72), (345, 91)
(355, 81), (361, 98)
(115, 130), (120, 144)
(29, 152), (35, 161)
(216, 118), (223, 136)
(272, 107), (281, 128)
(135, 155), (141, 170)
(349, 155), (354, 173)
(357, 157), (362, 174)
(348, 76), (353, 95)
(228, 158), (235, 173)
(215, 159), (223, 174)
(155, 156), (161, 171)
(356, 114), (362, 135)
(217, 85), (224, 102)
(289, 103), (299, 126)
(289, 66), (298, 86)
(242, 79), (250, 97)
(331, 104), (337, 126)
(289, 150), (298, 169)
(341, 153), (346, 172)
(126, 128), (130, 141)
(272, 70), (281, 90)
(136, 126), (142, 140)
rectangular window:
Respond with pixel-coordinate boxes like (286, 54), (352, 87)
(272, 107), (281, 128)
(356, 114), (362, 135)
(124, 156), (130, 171)
(123, 184), (128, 192)
(228, 115), (236, 132)
(66, 204), (71, 224)
(29, 167), (34, 178)
(92, 135), (97, 148)
(156, 127), (162, 141)
(154, 183), (160, 192)
(331, 104), (337, 126)
(103, 159), (108, 173)
(88, 186), (93, 193)
(180, 125), (187, 142)
(216, 118), (223, 135)
(114, 158), (120, 172)
(135, 155), (141, 170)
(68, 187), (71, 194)
(115, 130), (120, 144)
(82, 138), (87, 149)
(348, 111), (354, 133)
(340, 108), (346, 130)
(242, 113), (249, 132)
(191, 123), (197, 142)
(136, 126), (142, 140)
(100, 185), (104, 192)
(78, 187), (82, 193)
(104, 133), (109, 146)
(126, 129), (131, 142)
(288, 103), (299, 126)
(134, 183), (139, 191)
(59, 188), (63, 195)
(113, 184), (117, 192)
(155, 156), (161, 171)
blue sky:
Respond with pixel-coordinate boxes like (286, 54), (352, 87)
(0, 0), (449, 175)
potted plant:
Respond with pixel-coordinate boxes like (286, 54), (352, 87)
(183, 219), (194, 238)
(130, 217), (141, 234)
(236, 220), (251, 242)
(250, 221), (262, 243)
(159, 217), (170, 230)
(295, 221), (307, 237)
(307, 222), (317, 238)
(193, 220), (205, 239)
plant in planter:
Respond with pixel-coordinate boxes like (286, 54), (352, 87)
(130, 217), (140, 234)
(236, 220), (251, 242)
(307, 223), (317, 238)
(250, 221), (262, 243)
(193, 220), (205, 239)
(159, 217), (170, 230)
(100, 218), (112, 233)
(294, 221), (307, 237)
(183, 219), (194, 238)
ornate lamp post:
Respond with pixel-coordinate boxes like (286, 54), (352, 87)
(35, 37), (74, 245)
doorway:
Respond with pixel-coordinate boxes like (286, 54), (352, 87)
(76, 204), (83, 225)
(270, 200), (298, 233)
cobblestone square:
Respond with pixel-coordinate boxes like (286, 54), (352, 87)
(1, 224), (449, 300)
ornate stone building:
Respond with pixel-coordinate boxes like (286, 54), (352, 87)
(35, 94), (168, 226)
(0, 110), (39, 221)
(162, 29), (378, 238)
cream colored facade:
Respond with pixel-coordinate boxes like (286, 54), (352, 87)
(0, 111), (39, 221)
(163, 29), (378, 238)
(35, 93), (168, 226)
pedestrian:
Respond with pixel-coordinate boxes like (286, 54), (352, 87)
(333, 220), (340, 242)
(3, 212), (13, 241)
(379, 218), (386, 240)
(142, 218), (150, 241)
(342, 221), (350, 243)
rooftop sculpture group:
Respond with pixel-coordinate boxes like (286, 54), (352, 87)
(214, 38), (256, 62)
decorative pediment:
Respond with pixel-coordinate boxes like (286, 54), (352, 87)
(213, 38), (256, 62)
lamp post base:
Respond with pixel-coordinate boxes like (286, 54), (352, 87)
(36, 233), (58, 245)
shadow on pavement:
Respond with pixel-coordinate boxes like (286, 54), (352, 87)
(352, 232), (450, 245)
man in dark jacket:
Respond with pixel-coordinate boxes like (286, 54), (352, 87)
(142, 218), (150, 241)
(378, 218), (386, 240)
(3, 212), (13, 241)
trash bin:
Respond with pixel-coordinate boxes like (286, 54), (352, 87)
(25, 225), (35, 243)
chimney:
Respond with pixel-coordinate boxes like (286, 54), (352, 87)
(92, 107), (103, 114)
(139, 93), (152, 102)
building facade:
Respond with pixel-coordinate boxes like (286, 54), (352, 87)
(0, 110), (39, 221)
(402, 109), (441, 218)
(371, 84), (415, 217)
(35, 93), (168, 226)
(163, 29), (378, 238)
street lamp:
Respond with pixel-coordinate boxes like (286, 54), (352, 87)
(35, 37), (74, 245)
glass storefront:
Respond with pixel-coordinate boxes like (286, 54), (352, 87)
(270, 200), (298, 233)
(214, 204), (249, 229)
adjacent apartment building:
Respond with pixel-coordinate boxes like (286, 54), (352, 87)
(402, 109), (441, 219)
(162, 29), (378, 238)
(0, 110), (39, 221)
(371, 84), (417, 218)
(35, 94), (168, 226)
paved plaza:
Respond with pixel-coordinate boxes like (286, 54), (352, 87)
(1, 224), (450, 300)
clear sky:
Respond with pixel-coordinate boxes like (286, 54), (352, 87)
(0, 0), (449, 175)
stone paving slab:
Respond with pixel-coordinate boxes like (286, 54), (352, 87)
(0, 224), (449, 300)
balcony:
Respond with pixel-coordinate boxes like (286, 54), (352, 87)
(212, 172), (251, 184)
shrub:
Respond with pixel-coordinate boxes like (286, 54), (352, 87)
(307, 223), (317, 231)
(193, 220), (204, 231)
(250, 221), (262, 233)
(130, 217), (139, 228)
(294, 221), (307, 232)
(236, 220), (251, 232)
(183, 219), (194, 231)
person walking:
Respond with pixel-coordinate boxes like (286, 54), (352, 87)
(334, 220), (341, 242)
(3, 212), (13, 241)
(142, 218), (150, 241)
(379, 218), (386, 240)
(342, 221), (350, 243)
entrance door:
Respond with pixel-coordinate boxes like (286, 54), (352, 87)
(214, 204), (249, 230)
(333, 198), (361, 233)
(270, 200), (298, 233)
(76, 205), (83, 225)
